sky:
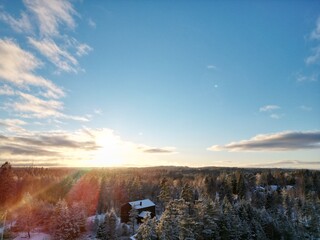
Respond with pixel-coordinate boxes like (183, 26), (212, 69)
(0, 0), (319, 169)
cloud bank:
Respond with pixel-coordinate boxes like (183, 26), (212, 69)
(0, 122), (177, 166)
(208, 131), (320, 152)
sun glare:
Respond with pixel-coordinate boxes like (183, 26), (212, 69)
(91, 132), (132, 167)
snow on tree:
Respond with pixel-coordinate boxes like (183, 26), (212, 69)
(70, 202), (87, 235)
(157, 199), (181, 240)
(177, 199), (196, 239)
(91, 213), (100, 234)
(106, 208), (118, 240)
(96, 221), (107, 240)
(129, 205), (138, 235)
(118, 223), (130, 237)
(194, 198), (219, 239)
(157, 199), (196, 240)
(136, 216), (158, 240)
(52, 199), (81, 240)
(158, 178), (171, 210)
(180, 183), (193, 203)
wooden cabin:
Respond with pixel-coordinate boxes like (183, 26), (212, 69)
(120, 199), (156, 223)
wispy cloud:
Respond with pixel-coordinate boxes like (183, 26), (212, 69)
(306, 46), (320, 65)
(88, 18), (96, 28)
(305, 16), (320, 65)
(0, 38), (64, 99)
(94, 109), (102, 115)
(75, 42), (92, 57)
(296, 72), (318, 82)
(1, 0), (91, 74)
(0, 118), (27, 133)
(295, 16), (320, 84)
(207, 65), (217, 70)
(5, 92), (89, 122)
(259, 105), (283, 119)
(270, 114), (283, 119)
(300, 105), (312, 111)
(7, 92), (63, 119)
(0, 11), (32, 33)
(0, 0), (92, 124)
(28, 37), (92, 73)
(23, 0), (77, 37)
(259, 105), (280, 112)
(310, 17), (320, 40)
(0, 84), (15, 95)
(207, 131), (320, 152)
(28, 37), (79, 73)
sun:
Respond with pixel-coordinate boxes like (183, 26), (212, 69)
(90, 131), (135, 167)
(92, 136), (123, 167)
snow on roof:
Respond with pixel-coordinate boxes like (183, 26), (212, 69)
(270, 185), (278, 191)
(256, 186), (265, 191)
(129, 199), (155, 209)
(138, 211), (151, 218)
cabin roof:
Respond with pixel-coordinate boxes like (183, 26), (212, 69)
(129, 199), (155, 209)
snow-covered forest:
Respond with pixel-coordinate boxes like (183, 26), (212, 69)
(0, 161), (319, 239)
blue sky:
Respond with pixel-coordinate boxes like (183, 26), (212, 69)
(0, 0), (319, 168)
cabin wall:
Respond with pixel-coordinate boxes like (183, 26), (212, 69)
(120, 204), (156, 223)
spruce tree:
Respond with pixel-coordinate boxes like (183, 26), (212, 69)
(136, 216), (158, 240)
(52, 199), (76, 240)
(180, 183), (193, 202)
(106, 208), (118, 239)
(129, 206), (138, 235)
(159, 178), (171, 211)
(96, 221), (107, 240)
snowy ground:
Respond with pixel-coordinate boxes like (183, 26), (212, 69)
(13, 232), (51, 240)
(6, 215), (132, 240)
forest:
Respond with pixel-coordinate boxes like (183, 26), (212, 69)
(0, 161), (319, 239)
